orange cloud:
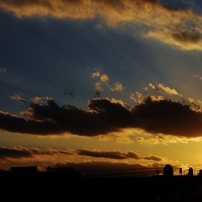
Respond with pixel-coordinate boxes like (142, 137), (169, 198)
(0, 0), (95, 19)
(1, 0), (202, 50)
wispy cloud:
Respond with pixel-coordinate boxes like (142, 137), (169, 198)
(144, 28), (202, 50)
(135, 133), (201, 145)
(1, 0), (202, 50)
(157, 83), (181, 96)
(10, 94), (27, 103)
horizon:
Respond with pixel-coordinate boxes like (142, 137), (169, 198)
(1, 163), (201, 177)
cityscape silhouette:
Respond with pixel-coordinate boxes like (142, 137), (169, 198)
(1, 164), (202, 201)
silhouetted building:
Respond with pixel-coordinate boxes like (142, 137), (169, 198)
(11, 166), (37, 174)
(46, 166), (74, 172)
(46, 166), (81, 179)
(198, 169), (202, 176)
(179, 168), (182, 175)
(163, 164), (173, 176)
(188, 167), (193, 176)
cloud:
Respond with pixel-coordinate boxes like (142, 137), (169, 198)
(0, 146), (163, 168)
(145, 29), (202, 50)
(10, 94), (27, 103)
(109, 82), (124, 91)
(55, 161), (165, 173)
(0, 147), (33, 159)
(132, 96), (202, 137)
(31, 96), (53, 104)
(135, 133), (202, 145)
(0, 146), (194, 174)
(0, 147), (186, 173)
(77, 149), (163, 161)
(157, 83), (181, 96)
(130, 91), (143, 103)
(0, 96), (202, 137)
(131, 83), (181, 104)
(92, 71), (124, 93)
(0, 147), (73, 160)
(92, 71), (100, 78)
(0, 0), (95, 19)
(1, 0), (202, 50)
(143, 155), (162, 161)
(144, 83), (182, 99)
(100, 74), (109, 82)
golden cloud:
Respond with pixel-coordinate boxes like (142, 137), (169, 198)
(1, 0), (202, 50)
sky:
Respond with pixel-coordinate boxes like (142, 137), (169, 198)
(1, 0), (202, 175)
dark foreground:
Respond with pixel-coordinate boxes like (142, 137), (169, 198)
(1, 174), (202, 201)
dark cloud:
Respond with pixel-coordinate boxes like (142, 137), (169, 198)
(0, 147), (162, 164)
(143, 155), (162, 161)
(0, 147), (72, 160)
(77, 149), (162, 161)
(77, 149), (127, 159)
(0, 147), (33, 159)
(0, 96), (202, 137)
(0, 110), (64, 135)
(171, 29), (201, 44)
(54, 161), (164, 173)
(0, 147), (169, 175)
(132, 96), (202, 137)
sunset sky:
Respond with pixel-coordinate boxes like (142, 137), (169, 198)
(1, 0), (202, 175)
